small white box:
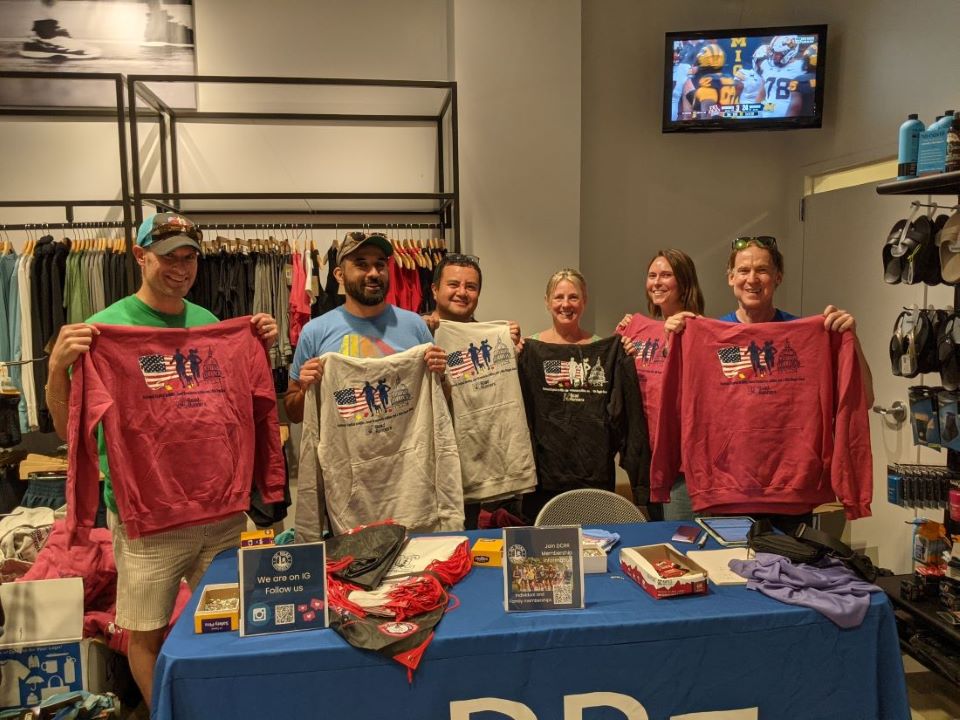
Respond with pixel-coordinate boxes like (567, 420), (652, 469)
(583, 546), (608, 574)
(0, 578), (87, 710)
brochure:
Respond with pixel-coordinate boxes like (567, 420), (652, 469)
(503, 526), (584, 611)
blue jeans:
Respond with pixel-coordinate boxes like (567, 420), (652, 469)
(663, 475), (694, 521)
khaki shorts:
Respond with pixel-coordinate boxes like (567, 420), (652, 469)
(108, 511), (247, 631)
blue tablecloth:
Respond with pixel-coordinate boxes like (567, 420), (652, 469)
(153, 523), (909, 720)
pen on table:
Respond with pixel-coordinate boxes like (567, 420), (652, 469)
(696, 532), (708, 548)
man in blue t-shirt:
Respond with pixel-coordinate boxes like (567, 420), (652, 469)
(284, 231), (445, 423)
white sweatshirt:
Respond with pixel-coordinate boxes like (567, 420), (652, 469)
(301, 343), (464, 536)
(435, 320), (537, 503)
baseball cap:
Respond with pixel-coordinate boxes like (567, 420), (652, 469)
(939, 214), (960, 284)
(336, 231), (393, 265)
(136, 212), (202, 255)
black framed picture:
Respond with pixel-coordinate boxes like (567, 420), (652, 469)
(0, 0), (197, 108)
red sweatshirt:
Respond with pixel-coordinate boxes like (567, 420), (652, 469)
(651, 316), (872, 519)
(616, 314), (668, 452)
(66, 317), (285, 541)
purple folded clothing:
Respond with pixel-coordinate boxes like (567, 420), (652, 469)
(729, 552), (882, 628)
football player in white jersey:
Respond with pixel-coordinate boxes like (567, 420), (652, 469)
(671, 41), (693, 120)
(736, 43), (769, 104)
(756, 35), (803, 117)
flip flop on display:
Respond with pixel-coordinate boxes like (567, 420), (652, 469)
(898, 215), (934, 285)
(890, 310), (909, 376)
(938, 214), (960, 285)
(883, 219), (908, 284)
(938, 313), (960, 390)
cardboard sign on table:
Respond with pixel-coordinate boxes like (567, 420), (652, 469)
(239, 541), (328, 637)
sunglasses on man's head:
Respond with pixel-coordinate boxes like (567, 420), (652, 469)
(152, 219), (202, 244)
(732, 236), (777, 251)
(446, 253), (480, 264)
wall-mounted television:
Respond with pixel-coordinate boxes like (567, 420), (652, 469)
(663, 24), (826, 133)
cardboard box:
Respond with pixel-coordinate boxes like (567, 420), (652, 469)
(619, 544), (708, 599)
(471, 538), (503, 567)
(0, 578), (86, 710)
(194, 583), (240, 633)
(583, 546), (608, 574)
(240, 528), (275, 548)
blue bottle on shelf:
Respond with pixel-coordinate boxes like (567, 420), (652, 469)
(898, 113), (925, 179)
(931, 110), (955, 130)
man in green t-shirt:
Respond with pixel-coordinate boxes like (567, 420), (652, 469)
(45, 212), (278, 710)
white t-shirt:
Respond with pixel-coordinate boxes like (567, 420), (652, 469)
(736, 68), (763, 104)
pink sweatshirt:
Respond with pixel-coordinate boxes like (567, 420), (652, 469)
(67, 317), (285, 541)
(651, 316), (873, 520)
(616, 314), (668, 452)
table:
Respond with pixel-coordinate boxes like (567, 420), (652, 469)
(154, 523), (910, 720)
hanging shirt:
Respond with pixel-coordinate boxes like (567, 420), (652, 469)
(305, 344), (464, 535)
(288, 250), (311, 347)
(435, 320), (537, 503)
(66, 315), (286, 540)
(2, 252), (25, 431)
(17, 253), (37, 430)
(517, 337), (650, 504)
(651, 316), (873, 519)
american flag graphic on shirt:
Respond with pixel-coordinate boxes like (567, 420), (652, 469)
(446, 349), (476, 380)
(138, 354), (180, 389)
(716, 346), (755, 379)
(543, 359), (574, 386)
(334, 387), (370, 419)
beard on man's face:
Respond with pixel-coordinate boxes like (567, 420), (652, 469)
(344, 274), (388, 306)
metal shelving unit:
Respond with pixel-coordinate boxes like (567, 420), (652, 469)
(126, 74), (460, 249)
(0, 71), (133, 238)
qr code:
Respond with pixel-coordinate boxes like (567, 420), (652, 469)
(552, 584), (572, 605)
(275, 603), (295, 625)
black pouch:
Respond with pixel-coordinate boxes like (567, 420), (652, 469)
(747, 519), (823, 564)
(748, 519), (889, 583)
(324, 522), (407, 590)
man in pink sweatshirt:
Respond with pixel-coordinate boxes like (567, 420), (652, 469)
(45, 213), (279, 710)
(652, 236), (874, 533)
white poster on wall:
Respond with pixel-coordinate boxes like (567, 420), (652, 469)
(0, 0), (196, 108)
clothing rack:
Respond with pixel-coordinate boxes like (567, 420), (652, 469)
(195, 222), (444, 231)
(126, 74), (460, 251)
(910, 200), (960, 212)
(0, 221), (127, 232)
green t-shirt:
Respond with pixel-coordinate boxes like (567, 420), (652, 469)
(86, 295), (218, 514)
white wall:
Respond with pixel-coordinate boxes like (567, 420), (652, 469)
(451, 0), (582, 337)
(776, 0), (960, 570)
(580, 0), (792, 334)
(0, 0), (452, 249)
(580, 0), (960, 568)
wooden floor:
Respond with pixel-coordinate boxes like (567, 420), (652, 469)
(905, 656), (960, 720)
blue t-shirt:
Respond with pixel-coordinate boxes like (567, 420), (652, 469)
(290, 305), (433, 380)
(718, 308), (798, 323)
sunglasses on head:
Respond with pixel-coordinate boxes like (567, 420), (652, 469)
(152, 219), (202, 244)
(732, 236), (777, 251)
(446, 253), (480, 264)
